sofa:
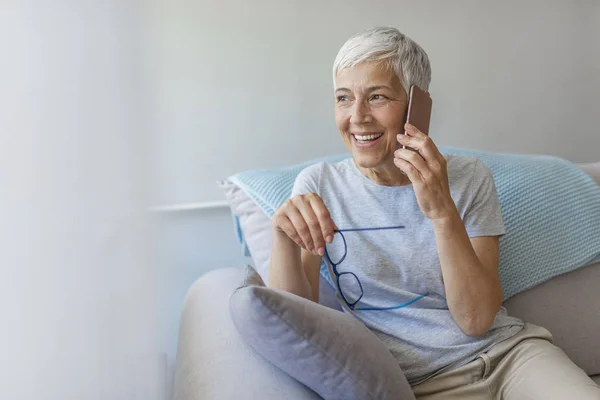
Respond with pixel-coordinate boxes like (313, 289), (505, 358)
(173, 160), (600, 399)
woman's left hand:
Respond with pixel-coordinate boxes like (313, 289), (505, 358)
(394, 123), (457, 221)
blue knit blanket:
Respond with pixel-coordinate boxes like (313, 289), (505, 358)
(229, 148), (600, 300)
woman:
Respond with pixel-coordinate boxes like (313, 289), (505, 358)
(268, 27), (600, 398)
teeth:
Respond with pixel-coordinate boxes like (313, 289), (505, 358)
(354, 133), (383, 141)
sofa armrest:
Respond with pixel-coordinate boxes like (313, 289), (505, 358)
(174, 267), (320, 400)
(503, 262), (600, 376)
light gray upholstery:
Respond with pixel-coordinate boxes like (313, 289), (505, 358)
(174, 267), (320, 400)
(503, 262), (600, 376)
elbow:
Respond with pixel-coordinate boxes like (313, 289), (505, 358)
(457, 312), (496, 337)
(461, 322), (491, 337)
(454, 294), (503, 337)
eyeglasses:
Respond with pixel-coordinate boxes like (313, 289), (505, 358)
(324, 225), (428, 311)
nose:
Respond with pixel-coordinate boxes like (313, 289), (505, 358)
(349, 100), (372, 125)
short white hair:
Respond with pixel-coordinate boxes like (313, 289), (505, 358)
(333, 27), (431, 95)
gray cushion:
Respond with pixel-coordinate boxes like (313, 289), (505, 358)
(503, 261), (600, 376)
(174, 267), (321, 400)
(229, 266), (415, 400)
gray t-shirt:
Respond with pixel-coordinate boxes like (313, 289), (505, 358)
(291, 155), (524, 385)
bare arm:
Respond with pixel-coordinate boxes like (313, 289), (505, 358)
(268, 193), (336, 302)
(432, 211), (503, 336)
(396, 123), (503, 336)
(268, 230), (322, 302)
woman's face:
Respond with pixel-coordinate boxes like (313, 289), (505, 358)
(334, 62), (408, 170)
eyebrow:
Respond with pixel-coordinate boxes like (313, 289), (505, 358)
(335, 85), (392, 94)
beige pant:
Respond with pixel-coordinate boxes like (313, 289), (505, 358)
(412, 323), (600, 399)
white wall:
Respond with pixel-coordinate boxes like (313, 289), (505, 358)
(0, 2), (164, 399)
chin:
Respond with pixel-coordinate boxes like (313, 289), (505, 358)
(351, 151), (387, 169)
(344, 131), (393, 169)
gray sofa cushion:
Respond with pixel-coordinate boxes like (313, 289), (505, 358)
(229, 265), (415, 400)
(503, 261), (600, 376)
(174, 267), (321, 400)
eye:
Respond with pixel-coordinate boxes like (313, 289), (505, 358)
(336, 95), (350, 103)
(370, 94), (388, 102)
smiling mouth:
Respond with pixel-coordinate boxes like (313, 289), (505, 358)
(352, 133), (383, 142)
(351, 133), (384, 149)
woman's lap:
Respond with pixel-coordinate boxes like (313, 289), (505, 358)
(412, 323), (600, 399)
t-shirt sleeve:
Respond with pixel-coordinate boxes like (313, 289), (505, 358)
(464, 160), (506, 237)
(290, 163), (322, 198)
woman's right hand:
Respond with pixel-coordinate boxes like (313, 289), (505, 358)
(272, 193), (337, 256)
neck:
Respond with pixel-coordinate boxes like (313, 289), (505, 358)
(355, 159), (411, 186)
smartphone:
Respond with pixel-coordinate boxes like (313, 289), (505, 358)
(403, 85), (432, 150)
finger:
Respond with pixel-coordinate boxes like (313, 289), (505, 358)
(396, 132), (421, 153)
(276, 214), (307, 250)
(296, 200), (326, 255)
(286, 203), (314, 252)
(307, 195), (336, 244)
(394, 147), (432, 180)
(397, 132), (416, 147)
(394, 157), (423, 183)
(403, 124), (441, 164)
(404, 123), (432, 141)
